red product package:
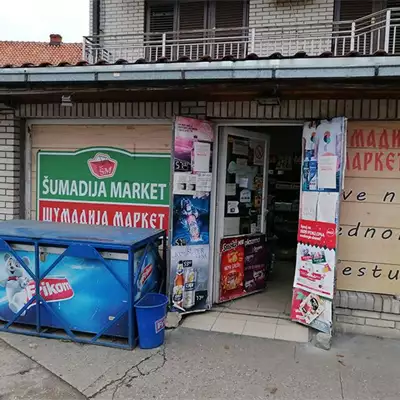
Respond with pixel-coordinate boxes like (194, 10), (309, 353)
(219, 237), (245, 302)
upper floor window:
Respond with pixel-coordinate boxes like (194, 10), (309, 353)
(145, 0), (249, 33)
(145, 0), (249, 60)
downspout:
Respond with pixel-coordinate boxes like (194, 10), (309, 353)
(92, 0), (101, 37)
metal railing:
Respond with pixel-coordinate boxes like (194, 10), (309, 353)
(83, 8), (400, 63)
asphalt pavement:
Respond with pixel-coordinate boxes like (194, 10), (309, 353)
(1, 328), (400, 400)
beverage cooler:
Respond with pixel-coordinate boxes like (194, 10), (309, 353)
(0, 220), (166, 349)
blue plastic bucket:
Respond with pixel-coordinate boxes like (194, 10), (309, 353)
(134, 293), (168, 349)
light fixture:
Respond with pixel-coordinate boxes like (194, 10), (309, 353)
(61, 95), (73, 107)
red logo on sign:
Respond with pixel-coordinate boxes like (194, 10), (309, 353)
(140, 263), (153, 286)
(26, 277), (74, 305)
(326, 228), (335, 237)
(88, 153), (118, 179)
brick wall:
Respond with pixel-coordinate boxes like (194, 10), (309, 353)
(249, 0), (335, 55)
(0, 108), (21, 221)
(335, 291), (400, 339)
(98, 0), (145, 61)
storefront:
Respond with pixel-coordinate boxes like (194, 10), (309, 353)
(2, 55), (400, 343)
(19, 111), (400, 342)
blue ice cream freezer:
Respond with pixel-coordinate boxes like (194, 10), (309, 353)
(0, 220), (166, 349)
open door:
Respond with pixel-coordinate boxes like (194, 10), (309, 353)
(213, 127), (270, 303)
(291, 117), (347, 334)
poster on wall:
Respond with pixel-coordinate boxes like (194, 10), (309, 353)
(292, 117), (347, 333)
(37, 148), (171, 229)
(169, 117), (215, 314)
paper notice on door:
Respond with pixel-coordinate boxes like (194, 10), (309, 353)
(173, 172), (197, 195)
(238, 177), (248, 188)
(251, 141), (265, 166)
(226, 183), (236, 196)
(317, 192), (339, 223)
(301, 192), (318, 221)
(227, 201), (239, 214)
(195, 172), (212, 192)
(318, 155), (337, 190)
(233, 140), (248, 156)
(224, 217), (240, 236)
(193, 142), (211, 172)
(239, 189), (251, 203)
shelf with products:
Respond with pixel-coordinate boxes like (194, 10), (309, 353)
(267, 152), (301, 254)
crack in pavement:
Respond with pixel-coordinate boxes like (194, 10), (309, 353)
(339, 369), (345, 400)
(88, 346), (167, 400)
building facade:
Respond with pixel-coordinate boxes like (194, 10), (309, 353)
(1, 0), (400, 344)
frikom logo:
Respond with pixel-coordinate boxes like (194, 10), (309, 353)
(139, 263), (153, 288)
(87, 153), (118, 179)
(26, 277), (74, 306)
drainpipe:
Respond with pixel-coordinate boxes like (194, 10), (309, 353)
(92, 0), (101, 37)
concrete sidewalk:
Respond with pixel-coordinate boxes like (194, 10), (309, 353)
(1, 328), (400, 399)
(0, 338), (84, 400)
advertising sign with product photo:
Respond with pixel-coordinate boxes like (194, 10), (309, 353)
(244, 235), (267, 294)
(292, 117), (347, 332)
(291, 288), (332, 334)
(169, 117), (215, 314)
(219, 237), (245, 302)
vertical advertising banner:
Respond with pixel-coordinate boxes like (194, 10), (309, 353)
(292, 117), (347, 333)
(170, 117), (215, 313)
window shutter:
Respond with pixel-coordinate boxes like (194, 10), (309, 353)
(148, 2), (175, 33)
(338, 0), (373, 20)
(334, 0), (374, 55)
(176, 1), (207, 59)
(146, 2), (176, 60)
(214, 0), (246, 29)
(214, 0), (247, 58)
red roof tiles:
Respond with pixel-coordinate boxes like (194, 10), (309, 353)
(0, 37), (82, 67)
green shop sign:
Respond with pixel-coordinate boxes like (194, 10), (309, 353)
(37, 147), (171, 229)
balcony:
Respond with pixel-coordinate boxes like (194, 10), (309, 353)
(83, 8), (400, 64)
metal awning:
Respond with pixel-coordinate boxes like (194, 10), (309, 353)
(1, 57), (400, 84)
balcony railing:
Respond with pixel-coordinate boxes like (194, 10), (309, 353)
(83, 8), (400, 64)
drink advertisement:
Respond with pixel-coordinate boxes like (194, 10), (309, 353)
(169, 245), (209, 312)
(244, 235), (267, 293)
(219, 237), (245, 302)
(292, 117), (347, 334)
(37, 148), (171, 229)
(0, 245), (162, 338)
(170, 117), (215, 313)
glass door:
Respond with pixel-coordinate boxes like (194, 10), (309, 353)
(213, 127), (269, 303)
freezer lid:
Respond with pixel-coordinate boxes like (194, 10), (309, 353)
(0, 220), (164, 247)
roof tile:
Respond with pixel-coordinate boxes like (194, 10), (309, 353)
(0, 40), (82, 67)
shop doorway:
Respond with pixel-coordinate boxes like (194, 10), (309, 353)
(212, 124), (303, 322)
